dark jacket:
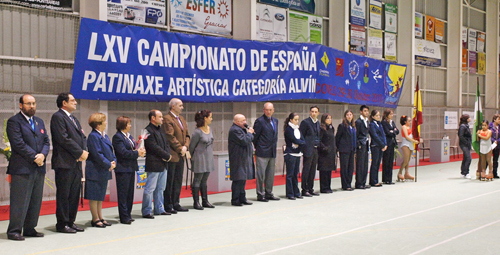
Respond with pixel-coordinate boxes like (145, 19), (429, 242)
(381, 119), (399, 147)
(369, 121), (387, 148)
(318, 125), (337, 171)
(6, 112), (50, 175)
(112, 131), (139, 173)
(253, 114), (278, 158)
(336, 123), (356, 153)
(50, 109), (87, 170)
(228, 124), (254, 181)
(284, 125), (306, 155)
(144, 123), (171, 172)
(85, 130), (115, 181)
(489, 122), (500, 144)
(458, 123), (472, 148)
(299, 117), (320, 157)
(355, 117), (370, 148)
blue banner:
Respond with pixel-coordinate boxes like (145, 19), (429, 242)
(71, 18), (406, 108)
(259, 0), (315, 14)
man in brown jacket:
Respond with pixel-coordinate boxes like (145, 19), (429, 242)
(162, 98), (190, 213)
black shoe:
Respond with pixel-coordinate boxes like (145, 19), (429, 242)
(296, 196), (304, 199)
(494, 176), (500, 179)
(302, 192), (312, 197)
(372, 183), (383, 187)
(130, 219), (135, 222)
(355, 186), (365, 190)
(364, 185), (371, 189)
(231, 202), (243, 206)
(257, 196), (269, 202)
(384, 182), (395, 185)
(23, 231), (44, 237)
(242, 201), (253, 205)
(320, 190), (333, 193)
(159, 212), (172, 215)
(120, 220), (132, 224)
(266, 195), (281, 201)
(91, 220), (106, 228)
(100, 219), (112, 226)
(174, 206), (189, 212)
(8, 233), (25, 241)
(310, 192), (320, 196)
(70, 224), (84, 232)
(342, 188), (354, 191)
(142, 214), (155, 219)
(166, 208), (177, 214)
(287, 197), (296, 200)
(202, 201), (215, 208)
(57, 226), (77, 234)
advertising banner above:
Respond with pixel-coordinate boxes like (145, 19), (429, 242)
(259, 0), (315, 14)
(71, 18), (407, 108)
(0, 0), (72, 11)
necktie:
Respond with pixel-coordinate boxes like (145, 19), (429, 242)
(69, 115), (78, 128)
(270, 118), (275, 131)
(176, 116), (184, 130)
(29, 118), (34, 131)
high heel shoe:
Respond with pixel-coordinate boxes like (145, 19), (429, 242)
(404, 173), (415, 181)
(100, 219), (112, 226)
(397, 173), (405, 182)
(91, 220), (106, 228)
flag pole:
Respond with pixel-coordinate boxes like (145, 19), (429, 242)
(415, 76), (419, 182)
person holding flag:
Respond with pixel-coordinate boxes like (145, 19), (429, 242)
(471, 82), (488, 180)
(476, 120), (494, 181)
(398, 115), (418, 181)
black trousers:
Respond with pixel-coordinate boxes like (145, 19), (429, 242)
(319, 171), (332, 192)
(340, 151), (355, 189)
(115, 172), (135, 222)
(460, 145), (471, 176)
(55, 167), (82, 230)
(492, 147), (500, 177)
(231, 180), (247, 204)
(355, 144), (369, 188)
(382, 144), (396, 183)
(165, 157), (184, 209)
(7, 171), (44, 236)
(369, 147), (383, 185)
(301, 150), (318, 193)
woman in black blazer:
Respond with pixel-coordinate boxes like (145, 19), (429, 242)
(368, 110), (387, 187)
(381, 109), (399, 184)
(335, 110), (356, 191)
(318, 113), (336, 193)
(112, 116), (146, 224)
(283, 112), (306, 200)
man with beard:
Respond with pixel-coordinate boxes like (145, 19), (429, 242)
(6, 94), (50, 240)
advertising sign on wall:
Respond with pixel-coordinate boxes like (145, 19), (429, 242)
(462, 27), (468, 48)
(468, 28), (477, 52)
(444, 111), (458, 130)
(0, 0), (72, 11)
(415, 39), (441, 67)
(108, 0), (166, 26)
(435, 19), (444, 43)
(384, 3), (397, 33)
(469, 51), (477, 74)
(256, 4), (287, 42)
(477, 32), (485, 53)
(425, 15), (435, 42)
(288, 10), (323, 44)
(369, 0), (382, 30)
(170, 0), (232, 35)
(415, 12), (424, 38)
(259, 0), (315, 14)
(350, 0), (366, 26)
(71, 18), (407, 108)
(368, 29), (383, 59)
(384, 33), (397, 61)
(477, 52), (485, 75)
(462, 49), (468, 72)
(350, 25), (366, 56)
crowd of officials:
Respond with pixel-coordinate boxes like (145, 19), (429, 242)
(7, 93), (491, 241)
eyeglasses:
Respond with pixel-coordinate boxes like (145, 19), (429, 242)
(23, 102), (36, 106)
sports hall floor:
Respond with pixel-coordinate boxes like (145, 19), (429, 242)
(1, 158), (500, 255)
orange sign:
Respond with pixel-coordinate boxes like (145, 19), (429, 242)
(435, 19), (444, 43)
(462, 49), (468, 72)
(425, 15), (435, 42)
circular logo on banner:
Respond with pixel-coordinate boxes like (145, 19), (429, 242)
(349, 60), (359, 80)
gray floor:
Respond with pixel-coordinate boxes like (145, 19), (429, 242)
(2, 159), (500, 255)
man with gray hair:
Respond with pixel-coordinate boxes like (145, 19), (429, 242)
(162, 98), (190, 213)
(253, 102), (280, 202)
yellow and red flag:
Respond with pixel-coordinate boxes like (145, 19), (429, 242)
(412, 79), (423, 151)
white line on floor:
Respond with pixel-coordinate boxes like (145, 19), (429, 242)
(256, 190), (500, 255)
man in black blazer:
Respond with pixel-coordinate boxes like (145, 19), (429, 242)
(355, 105), (371, 189)
(253, 102), (280, 202)
(6, 95), (50, 241)
(50, 92), (88, 233)
(299, 106), (320, 197)
(142, 110), (172, 218)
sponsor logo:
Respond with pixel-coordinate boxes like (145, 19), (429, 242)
(146, 7), (163, 24)
(321, 52), (329, 68)
(356, 0), (361, 6)
(275, 13), (285, 21)
(218, 0), (230, 19)
(309, 18), (322, 29)
(336, 58), (344, 77)
(170, 0), (182, 8)
(349, 60), (359, 80)
(427, 18), (434, 33)
(319, 70), (330, 77)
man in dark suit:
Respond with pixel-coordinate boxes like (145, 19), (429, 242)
(6, 95), (50, 241)
(162, 98), (190, 213)
(51, 92), (88, 234)
(299, 106), (320, 197)
(355, 105), (371, 189)
(142, 110), (172, 218)
(253, 102), (280, 202)
(228, 114), (254, 206)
